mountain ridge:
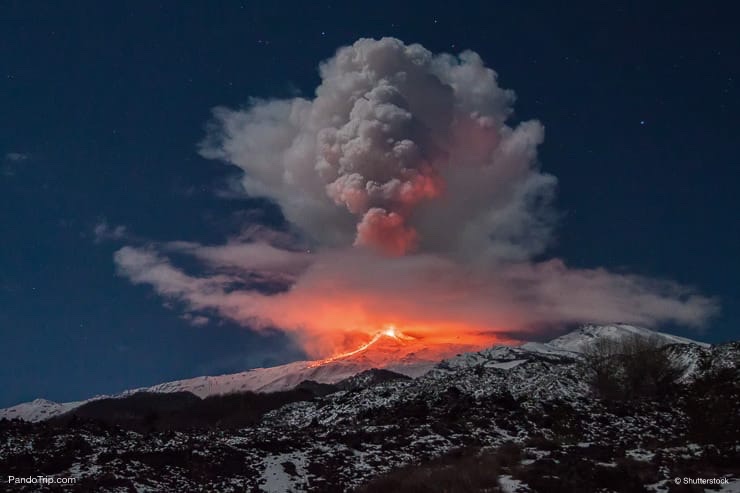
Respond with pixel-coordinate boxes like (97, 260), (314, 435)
(0, 324), (710, 422)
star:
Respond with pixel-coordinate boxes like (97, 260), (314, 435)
(640, 120), (645, 125)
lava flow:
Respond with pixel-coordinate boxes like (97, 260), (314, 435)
(307, 325), (414, 368)
(306, 324), (502, 369)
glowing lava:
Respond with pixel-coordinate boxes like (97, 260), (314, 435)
(306, 323), (504, 369)
(307, 325), (416, 368)
(383, 325), (398, 338)
(381, 324), (413, 341)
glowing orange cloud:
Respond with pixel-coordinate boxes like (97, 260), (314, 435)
(115, 242), (717, 361)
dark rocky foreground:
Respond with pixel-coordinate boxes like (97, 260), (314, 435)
(1, 343), (738, 492)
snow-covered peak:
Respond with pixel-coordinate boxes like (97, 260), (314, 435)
(527, 324), (709, 354)
(0, 398), (83, 423)
(440, 324), (711, 375)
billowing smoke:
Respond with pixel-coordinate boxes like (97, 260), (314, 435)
(114, 38), (718, 356)
(199, 38), (551, 261)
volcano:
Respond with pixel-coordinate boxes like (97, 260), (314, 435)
(0, 324), (712, 423)
(137, 328), (488, 397)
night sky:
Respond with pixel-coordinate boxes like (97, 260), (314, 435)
(2, 1), (738, 408)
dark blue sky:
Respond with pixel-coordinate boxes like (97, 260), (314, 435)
(1, 1), (738, 407)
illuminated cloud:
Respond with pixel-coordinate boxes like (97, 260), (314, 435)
(114, 38), (718, 356)
(199, 38), (551, 261)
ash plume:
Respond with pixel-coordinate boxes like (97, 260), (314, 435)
(114, 38), (718, 355)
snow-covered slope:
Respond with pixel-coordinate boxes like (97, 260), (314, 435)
(0, 331), (476, 422)
(0, 399), (85, 423)
(127, 358), (427, 399)
(129, 332), (478, 398)
(0, 324), (710, 422)
(522, 323), (709, 354)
